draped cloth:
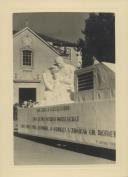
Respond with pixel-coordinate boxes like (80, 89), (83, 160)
(76, 62), (115, 102)
(40, 64), (75, 106)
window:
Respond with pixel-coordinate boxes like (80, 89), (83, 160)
(78, 71), (93, 91)
(22, 50), (32, 66)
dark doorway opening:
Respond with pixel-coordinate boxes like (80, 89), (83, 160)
(19, 88), (36, 104)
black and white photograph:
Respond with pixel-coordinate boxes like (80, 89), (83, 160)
(13, 12), (115, 165)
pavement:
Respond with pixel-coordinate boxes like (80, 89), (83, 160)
(14, 136), (114, 165)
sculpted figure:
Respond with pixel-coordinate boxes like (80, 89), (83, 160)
(40, 56), (76, 106)
(76, 52), (82, 69)
(41, 65), (60, 105)
(54, 56), (75, 103)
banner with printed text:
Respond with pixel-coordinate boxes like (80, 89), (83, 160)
(18, 100), (115, 149)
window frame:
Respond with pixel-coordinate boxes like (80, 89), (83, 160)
(78, 71), (94, 91)
(20, 47), (33, 69)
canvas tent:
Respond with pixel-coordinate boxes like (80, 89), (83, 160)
(74, 62), (115, 102)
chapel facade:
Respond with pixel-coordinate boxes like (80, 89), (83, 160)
(13, 27), (80, 105)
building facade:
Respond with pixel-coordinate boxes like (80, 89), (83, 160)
(13, 27), (79, 105)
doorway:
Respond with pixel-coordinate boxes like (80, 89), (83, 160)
(19, 88), (36, 104)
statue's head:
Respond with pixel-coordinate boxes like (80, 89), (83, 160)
(49, 64), (59, 74)
(55, 56), (64, 68)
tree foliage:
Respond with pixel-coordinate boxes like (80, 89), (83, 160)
(79, 13), (115, 67)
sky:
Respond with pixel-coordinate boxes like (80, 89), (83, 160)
(13, 12), (89, 43)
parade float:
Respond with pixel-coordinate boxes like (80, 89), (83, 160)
(16, 58), (115, 159)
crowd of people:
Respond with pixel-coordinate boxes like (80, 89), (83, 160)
(13, 101), (39, 120)
(14, 100), (39, 109)
(21, 100), (39, 108)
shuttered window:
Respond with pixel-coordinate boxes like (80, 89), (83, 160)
(78, 71), (93, 91)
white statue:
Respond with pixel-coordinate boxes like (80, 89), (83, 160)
(41, 65), (59, 106)
(54, 56), (75, 91)
(40, 56), (76, 106)
(76, 51), (82, 69)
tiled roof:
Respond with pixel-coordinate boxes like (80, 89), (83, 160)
(13, 28), (78, 47)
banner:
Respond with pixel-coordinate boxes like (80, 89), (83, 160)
(18, 99), (115, 149)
